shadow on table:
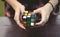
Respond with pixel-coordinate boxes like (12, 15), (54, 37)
(5, 15), (60, 37)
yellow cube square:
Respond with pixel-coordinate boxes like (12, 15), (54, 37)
(25, 11), (28, 14)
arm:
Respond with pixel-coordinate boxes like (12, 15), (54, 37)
(5, 0), (23, 11)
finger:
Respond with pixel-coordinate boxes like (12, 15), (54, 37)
(36, 13), (47, 26)
(16, 20), (26, 29)
(33, 8), (41, 14)
(33, 10), (39, 14)
(14, 11), (26, 29)
(20, 6), (25, 15)
(20, 10), (25, 21)
(14, 16), (26, 29)
(20, 6), (25, 21)
(36, 20), (46, 26)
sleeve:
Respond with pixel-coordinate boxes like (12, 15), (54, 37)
(59, 0), (60, 2)
(2, 0), (5, 1)
(58, 0), (60, 5)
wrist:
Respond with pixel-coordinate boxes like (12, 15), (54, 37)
(43, 3), (53, 13)
(14, 1), (23, 10)
(49, 0), (58, 7)
(48, 2), (54, 10)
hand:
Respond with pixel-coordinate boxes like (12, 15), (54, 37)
(33, 3), (53, 26)
(14, 4), (26, 29)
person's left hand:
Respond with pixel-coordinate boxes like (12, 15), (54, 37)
(33, 3), (53, 26)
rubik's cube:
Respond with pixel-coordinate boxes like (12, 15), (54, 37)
(22, 11), (41, 28)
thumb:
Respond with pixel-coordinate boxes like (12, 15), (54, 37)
(33, 10), (39, 14)
(36, 13), (47, 26)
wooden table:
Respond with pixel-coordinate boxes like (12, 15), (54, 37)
(0, 15), (60, 37)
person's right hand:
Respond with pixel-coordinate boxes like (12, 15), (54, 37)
(14, 4), (26, 29)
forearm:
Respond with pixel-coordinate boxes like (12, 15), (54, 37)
(5, 0), (22, 10)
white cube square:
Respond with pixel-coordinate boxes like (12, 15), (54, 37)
(31, 23), (34, 26)
(27, 15), (31, 18)
(23, 16), (27, 19)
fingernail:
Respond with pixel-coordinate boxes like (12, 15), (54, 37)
(24, 28), (26, 29)
(33, 11), (35, 13)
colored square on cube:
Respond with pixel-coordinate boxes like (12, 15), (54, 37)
(31, 18), (34, 22)
(23, 22), (26, 24)
(31, 14), (35, 18)
(26, 17), (31, 27)
(24, 13), (28, 16)
(23, 15), (27, 19)
(24, 11), (28, 16)
(25, 11), (28, 14)
(31, 22), (34, 26)
(27, 15), (31, 18)
(28, 13), (31, 16)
